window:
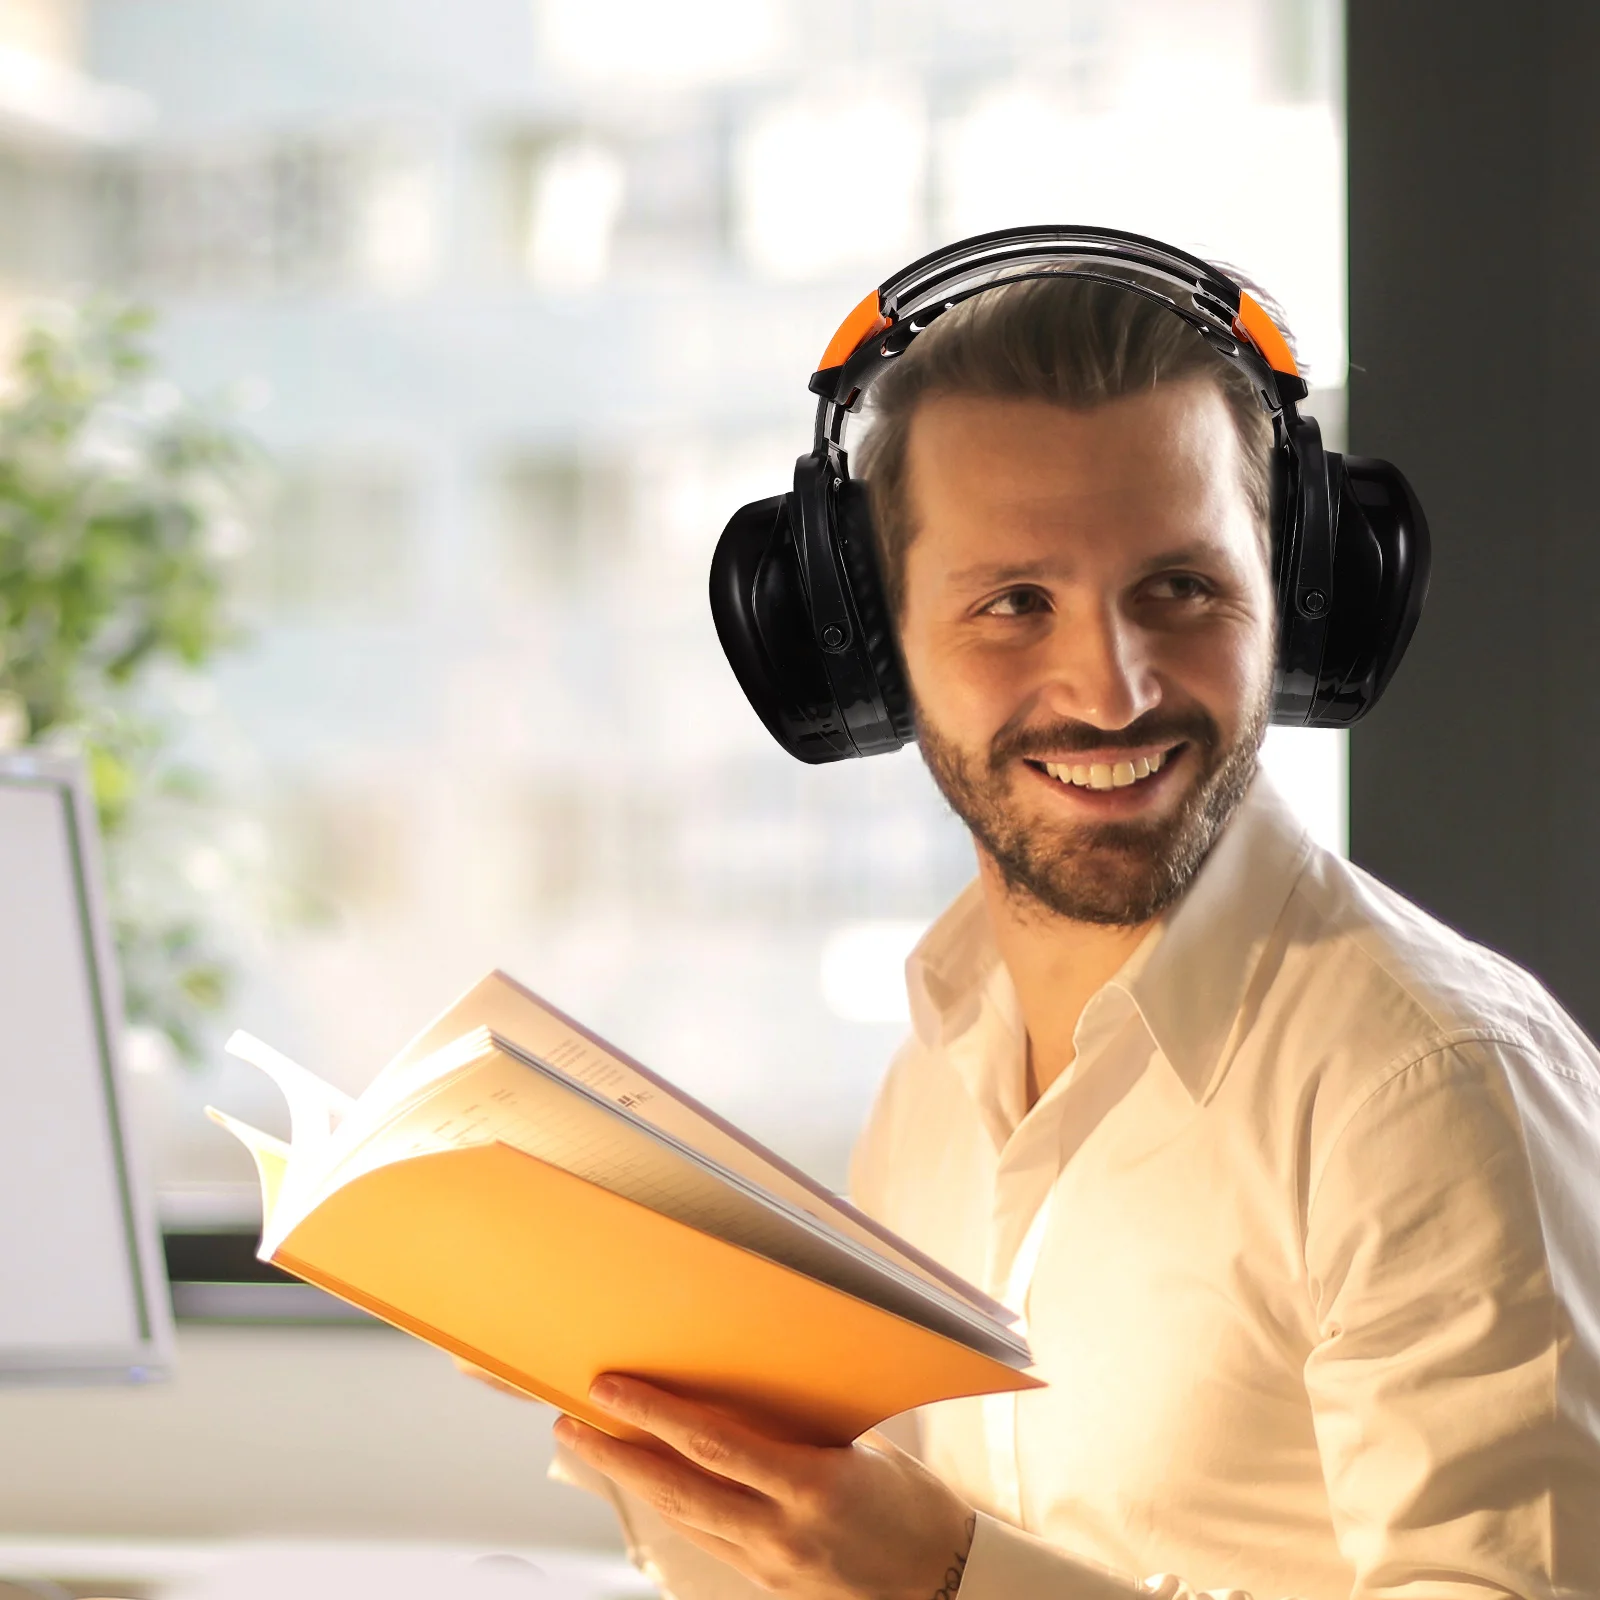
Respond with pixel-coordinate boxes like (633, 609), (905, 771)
(71, 0), (1346, 1211)
(102, 124), (440, 297)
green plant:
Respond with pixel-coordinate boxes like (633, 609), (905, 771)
(0, 301), (253, 1064)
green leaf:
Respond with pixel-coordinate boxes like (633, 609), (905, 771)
(0, 299), (259, 1070)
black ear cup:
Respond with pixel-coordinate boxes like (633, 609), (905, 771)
(1268, 415), (1430, 728)
(832, 480), (916, 746)
(1308, 454), (1431, 725)
(710, 468), (918, 765)
(708, 495), (857, 763)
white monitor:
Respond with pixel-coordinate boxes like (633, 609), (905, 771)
(0, 750), (172, 1382)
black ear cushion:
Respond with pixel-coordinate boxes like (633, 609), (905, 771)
(1267, 437), (1315, 716)
(833, 479), (916, 743)
(1267, 436), (1292, 598)
(1310, 454), (1431, 725)
(1340, 454), (1429, 709)
(708, 494), (855, 763)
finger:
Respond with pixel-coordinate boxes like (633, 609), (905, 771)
(588, 1375), (805, 1498)
(650, 1517), (751, 1572)
(555, 1416), (776, 1545)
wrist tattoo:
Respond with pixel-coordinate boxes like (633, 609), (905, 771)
(929, 1513), (977, 1600)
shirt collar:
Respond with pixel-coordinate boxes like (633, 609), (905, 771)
(904, 771), (1314, 1104)
(906, 878), (995, 1051)
(1112, 773), (1313, 1099)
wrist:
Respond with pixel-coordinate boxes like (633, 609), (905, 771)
(926, 1511), (976, 1600)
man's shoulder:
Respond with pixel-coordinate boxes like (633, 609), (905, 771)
(1270, 841), (1600, 1096)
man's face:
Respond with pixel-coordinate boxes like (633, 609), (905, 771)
(897, 377), (1277, 926)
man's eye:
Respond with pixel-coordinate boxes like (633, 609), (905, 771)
(1148, 574), (1212, 602)
(982, 587), (1051, 617)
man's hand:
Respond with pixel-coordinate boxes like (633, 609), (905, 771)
(555, 1374), (977, 1600)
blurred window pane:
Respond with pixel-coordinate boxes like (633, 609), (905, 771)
(735, 85), (926, 281)
(39, 0), (1346, 1207)
(539, 0), (786, 87)
(243, 456), (421, 621)
(489, 449), (630, 591)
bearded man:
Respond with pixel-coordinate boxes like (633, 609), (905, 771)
(540, 275), (1600, 1600)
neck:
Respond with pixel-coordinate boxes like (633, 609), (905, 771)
(975, 854), (1153, 1110)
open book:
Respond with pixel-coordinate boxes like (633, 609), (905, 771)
(209, 970), (1042, 1446)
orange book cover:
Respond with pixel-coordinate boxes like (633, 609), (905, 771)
(211, 974), (1043, 1448)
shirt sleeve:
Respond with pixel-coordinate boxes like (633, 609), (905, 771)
(848, 1034), (918, 1224)
(1299, 1040), (1599, 1599)
(956, 1514), (1152, 1598)
(958, 1038), (1600, 1600)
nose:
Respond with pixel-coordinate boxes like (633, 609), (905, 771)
(1036, 599), (1160, 731)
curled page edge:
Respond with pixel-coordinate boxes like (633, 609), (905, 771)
(225, 1028), (354, 1153)
(205, 1105), (291, 1243)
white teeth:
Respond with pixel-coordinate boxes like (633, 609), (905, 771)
(1039, 750), (1172, 789)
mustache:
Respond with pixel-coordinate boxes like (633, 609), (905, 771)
(989, 707), (1221, 770)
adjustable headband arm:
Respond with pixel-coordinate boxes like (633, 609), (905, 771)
(807, 224), (1308, 453)
(878, 223), (1238, 313)
(793, 449), (855, 655)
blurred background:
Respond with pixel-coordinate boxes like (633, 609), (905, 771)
(0, 0), (1359, 1588)
(0, 0), (1348, 1210)
(0, 0), (1349, 1208)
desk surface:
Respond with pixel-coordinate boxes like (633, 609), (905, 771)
(0, 1538), (653, 1600)
(0, 1325), (624, 1549)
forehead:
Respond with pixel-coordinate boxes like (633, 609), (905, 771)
(901, 380), (1257, 581)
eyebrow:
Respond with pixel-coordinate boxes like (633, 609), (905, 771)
(1132, 541), (1226, 577)
(944, 557), (1061, 588)
(944, 541), (1226, 590)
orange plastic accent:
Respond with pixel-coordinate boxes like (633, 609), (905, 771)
(1233, 292), (1299, 377)
(818, 288), (890, 373)
(275, 1141), (1040, 1448)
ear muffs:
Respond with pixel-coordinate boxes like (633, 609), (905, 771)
(709, 471), (915, 764)
(1311, 454), (1431, 723)
(708, 493), (857, 764)
(709, 226), (1433, 763)
(713, 441), (1431, 762)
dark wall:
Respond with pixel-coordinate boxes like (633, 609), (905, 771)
(1347, 1), (1600, 1034)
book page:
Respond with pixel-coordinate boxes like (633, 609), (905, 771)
(216, 1030), (494, 1243)
(204, 1108), (292, 1231)
(225, 1030), (353, 1162)
(375, 970), (1014, 1326)
(297, 1036), (1029, 1367)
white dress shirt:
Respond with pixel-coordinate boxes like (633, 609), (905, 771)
(850, 773), (1600, 1600)
(558, 773), (1600, 1599)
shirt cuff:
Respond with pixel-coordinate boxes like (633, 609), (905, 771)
(958, 1512), (1150, 1600)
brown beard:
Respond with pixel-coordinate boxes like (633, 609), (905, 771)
(916, 691), (1270, 926)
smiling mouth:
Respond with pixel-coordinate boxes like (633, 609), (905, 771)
(1025, 747), (1181, 792)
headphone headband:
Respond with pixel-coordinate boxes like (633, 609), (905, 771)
(807, 225), (1306, 454)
